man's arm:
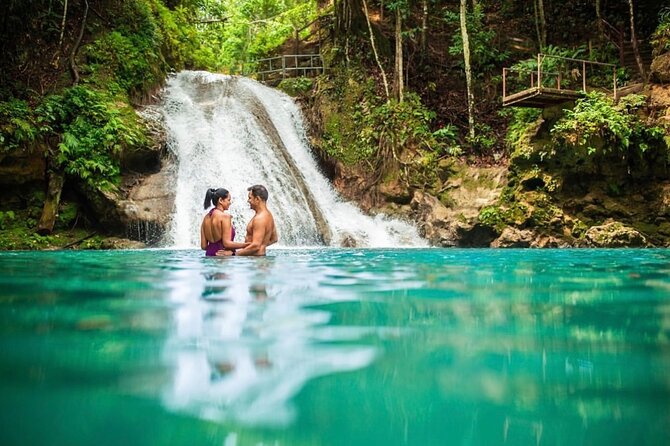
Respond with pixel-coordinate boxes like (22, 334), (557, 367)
(236, 217), (267, 256)
(221, 215), (248, 250)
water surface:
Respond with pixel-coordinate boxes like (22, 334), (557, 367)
(1, 248), (669, 445)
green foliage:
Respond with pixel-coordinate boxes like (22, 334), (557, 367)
(445, 4), (508, 74)
(356, 93), (437, 156)
(84, 0), (187, 95)
(509, 45), (622, 91)
(37, 86), (147, 188)
(433, 125), (461, 156)
(186, 0), (318, 73)
(478, 205), (504, 231)
(321, 68), (444, 175)
(505, 107), (542, 159)
(467, 123), (496, 153)
(551, 92), (666, 161)
(0, 211), (16, 230)
(652, 7), (670, 57)
(0, 99), (38, 152)
(277, 77), (314, 96)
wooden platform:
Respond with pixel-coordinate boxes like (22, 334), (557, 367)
(502, 87), (584, 108)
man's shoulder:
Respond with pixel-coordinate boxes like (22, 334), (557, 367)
(256, 210), (274, 221)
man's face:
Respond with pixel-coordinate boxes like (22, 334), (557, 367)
(247, 192), (257, 210)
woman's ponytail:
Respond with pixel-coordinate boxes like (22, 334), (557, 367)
(204, 188), (216, 209)
(204, 187), (229, 209)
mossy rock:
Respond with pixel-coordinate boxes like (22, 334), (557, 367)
(583, 220), (648, 247)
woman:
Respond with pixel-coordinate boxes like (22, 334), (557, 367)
(200, 188), (248, 256)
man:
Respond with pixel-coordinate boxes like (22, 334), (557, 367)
(235, 184), (277, 256)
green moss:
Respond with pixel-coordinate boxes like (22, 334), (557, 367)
(571, 220), (589, 238)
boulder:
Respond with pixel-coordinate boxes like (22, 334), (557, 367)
(490, 227), (534, 248)
(410, 190), (497, 247)
(79, 159), (176, 244)
(650, 52), (670, 84)
(583, 220), (648, 247)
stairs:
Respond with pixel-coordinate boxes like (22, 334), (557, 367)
(601, 19), (653, 79)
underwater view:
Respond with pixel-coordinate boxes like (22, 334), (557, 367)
(1, 248), (669, 445)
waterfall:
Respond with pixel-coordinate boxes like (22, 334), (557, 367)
(161, 71), (425, 248)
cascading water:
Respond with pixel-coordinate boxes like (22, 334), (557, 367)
(162, 71), (426, 248)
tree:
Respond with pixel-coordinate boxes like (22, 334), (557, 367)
(627, 0), (646, 82)
(335, 0), (367, 63)
(361, 0), (390, 100)
(388, 0), (407, 103)
(394, 6), (404, 102)
(533, 0), (547, 51)
(460, 0), (475, 140)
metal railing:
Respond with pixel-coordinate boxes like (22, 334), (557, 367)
(503, 53), (618, 103)
(255, 54), (325, 83)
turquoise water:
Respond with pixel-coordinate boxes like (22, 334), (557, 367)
(0, 248), (669, 446)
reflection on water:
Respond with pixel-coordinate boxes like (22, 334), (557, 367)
(0, 249), (669, 445)
(161, 255), (376, 426)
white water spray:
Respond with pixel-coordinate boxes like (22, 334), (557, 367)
(161, 71), (425, 248)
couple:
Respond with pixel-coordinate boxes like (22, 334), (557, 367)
(200, 184), (277, 257)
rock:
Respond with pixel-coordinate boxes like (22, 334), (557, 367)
(121, 106), (167, 173)
(0, 148), (45, 184)
(583, 220), (648, 247)
(531, 235), (570, 248)
(490, 227), (534, 248)
(650, 52), (670, 84)
(99, 237), (146, 249)
(410, 190), (497, 247)
(378, 178), (412, 205)
(78, 159), (176, 244)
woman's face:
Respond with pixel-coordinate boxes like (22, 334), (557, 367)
(220, 194), (232, 210)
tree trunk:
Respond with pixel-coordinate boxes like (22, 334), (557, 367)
(361, 0), (390, 101)
(628, 0), (647, 82)
(57, 0), (68, 50)
(335, 0), (366, 41)
(533, 0), (547, 51)
(69, 0), (89, 85)
(37, 169), (65, 235)
(595, 0), (605, 39)
(460, 0), (475, 140)
(538, 0), (547, 50)
(420, 0), (428, 56)
(394, 10), (404, 103)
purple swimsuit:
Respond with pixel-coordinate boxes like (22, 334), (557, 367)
(205, 208), (236, 256)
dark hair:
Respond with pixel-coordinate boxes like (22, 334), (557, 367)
(247, 184), (269, 202)
(203, 188), (229, 209)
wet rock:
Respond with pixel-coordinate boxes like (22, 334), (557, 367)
(490, 227), (534, 248)
(410, 190), (497, 247)
(99, 237), (146, 249)
(339, 232), (358, 247)
(78, 159), (176, 244)
(583, 220), (648, 247)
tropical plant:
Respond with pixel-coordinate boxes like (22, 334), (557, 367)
(551, 92), (666, 159)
